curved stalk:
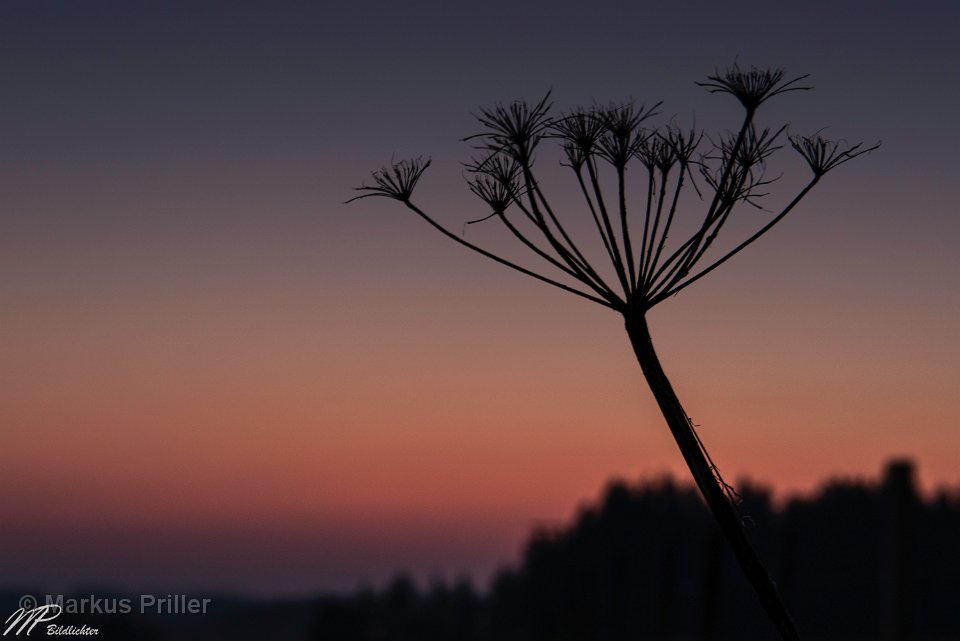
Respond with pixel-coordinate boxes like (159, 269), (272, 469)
(624, 311), (801, 641)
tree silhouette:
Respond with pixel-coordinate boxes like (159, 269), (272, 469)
(349, 65), (878, 641)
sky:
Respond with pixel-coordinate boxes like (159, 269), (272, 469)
(2, 0), (959, 596)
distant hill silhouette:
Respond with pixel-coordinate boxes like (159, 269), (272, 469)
(314, 460), (960, 641)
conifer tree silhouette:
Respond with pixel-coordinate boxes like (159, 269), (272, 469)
(349, 65), (878, 641)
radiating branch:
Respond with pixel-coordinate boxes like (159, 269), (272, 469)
(405, 200), (621, 309)
(466, 154), (618, 301)
(649, 178), (819, 306)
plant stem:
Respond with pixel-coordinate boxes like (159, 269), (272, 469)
(624, 311), (801, 641)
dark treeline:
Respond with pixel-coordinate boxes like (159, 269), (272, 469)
(313, 460), (960, 641)
(5, 460), (955, 640)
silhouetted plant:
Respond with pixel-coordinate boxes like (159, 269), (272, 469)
(349, 64), (878, 641)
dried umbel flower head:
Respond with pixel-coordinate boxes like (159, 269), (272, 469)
(350, 63), (878, 313)
(560, 141), (587, 170)
(595, 101), (659, 168)
(551, 108), (607, 164)
(790, 134), (881, 177)
(662, 125), (702, 167)
(346, 157), (431, 203)
(467, 93), (553, 165)
(697, 64), (811, 111)
(699, 124), (786, 207)
(636, 135), (677, 173)
(466, 155), (523, 213)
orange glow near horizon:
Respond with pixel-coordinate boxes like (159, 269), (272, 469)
(4, 214), (958, 594)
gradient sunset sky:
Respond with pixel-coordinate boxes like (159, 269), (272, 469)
(2, 1), (959, 595)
